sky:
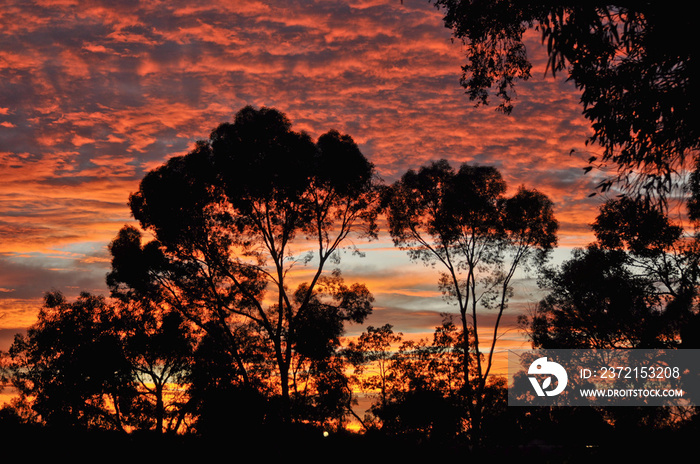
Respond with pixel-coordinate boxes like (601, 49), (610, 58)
(0, 0), (606, 357)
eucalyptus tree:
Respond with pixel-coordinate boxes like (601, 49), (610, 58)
(108, 106), (380, 424)
(5, 292), (136, 431)
(530, 196), (700, 350)
(432, 1), (698, 198)
(383, 159), (557, 444)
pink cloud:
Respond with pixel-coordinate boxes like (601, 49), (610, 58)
(0, 0), (602, 341)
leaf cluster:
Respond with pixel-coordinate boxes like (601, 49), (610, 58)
(432, 1), (699, 196)
(529, 196), (700, 350)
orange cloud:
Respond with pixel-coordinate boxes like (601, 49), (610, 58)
(0, 0), (601, 345)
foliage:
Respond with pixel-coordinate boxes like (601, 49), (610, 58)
(345, 317), (467, 441)
(345, 324), (404, 410)
(291, 356), (355, 430)
(527, 197), (700, 349)
(1, 291), (201, 433)
(383, 158), (557, 444)
(108, 105), (380, 424)
(529, 244), (671, 349)
(432, 1), (699, 196)
(185, 330), (270, 436)
(4, 292), (136, 430)
(592, 196), (684, 257)
(116, 301), (195, 433)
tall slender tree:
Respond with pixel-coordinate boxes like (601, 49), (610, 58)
(383, 159), (557, 444)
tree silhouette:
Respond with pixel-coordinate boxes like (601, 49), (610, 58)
(529, 244), (670, 349)
(345, 318), (465, 440)
(345, 324), (404, 413)
(529, 196), (700, 349)
(383, 159), (557, 445)
(116, 301), (195, 434)
(1, 291), (201, 434)
(379, 316), (467, 442)
(109, 106), (380, 425)
(432, 2), (698, 196)
(592, 196), (684, 257)
(185, 328), (269, 436)
(4, 292), (136, 431)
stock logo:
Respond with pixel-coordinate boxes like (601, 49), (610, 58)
(528, 357), (568, 396)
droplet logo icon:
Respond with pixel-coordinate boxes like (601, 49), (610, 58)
(528, 357), (568, 396)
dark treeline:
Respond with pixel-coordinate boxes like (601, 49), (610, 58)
(3, 2), (700, 457)
(1, 105), (699, 460)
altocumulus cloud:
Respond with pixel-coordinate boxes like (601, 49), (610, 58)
(1, 0), (599, 338)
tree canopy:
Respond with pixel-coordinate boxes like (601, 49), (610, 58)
(5, 292), (136, 430)
(1, 291), (198, 433)
(528, 196), (700, 350)
(108, 105), (380, 425)
(383, 159), (557, 444)
(432, 1), (699, 196)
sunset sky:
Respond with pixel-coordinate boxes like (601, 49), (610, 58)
(0, 0), (606, 356)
